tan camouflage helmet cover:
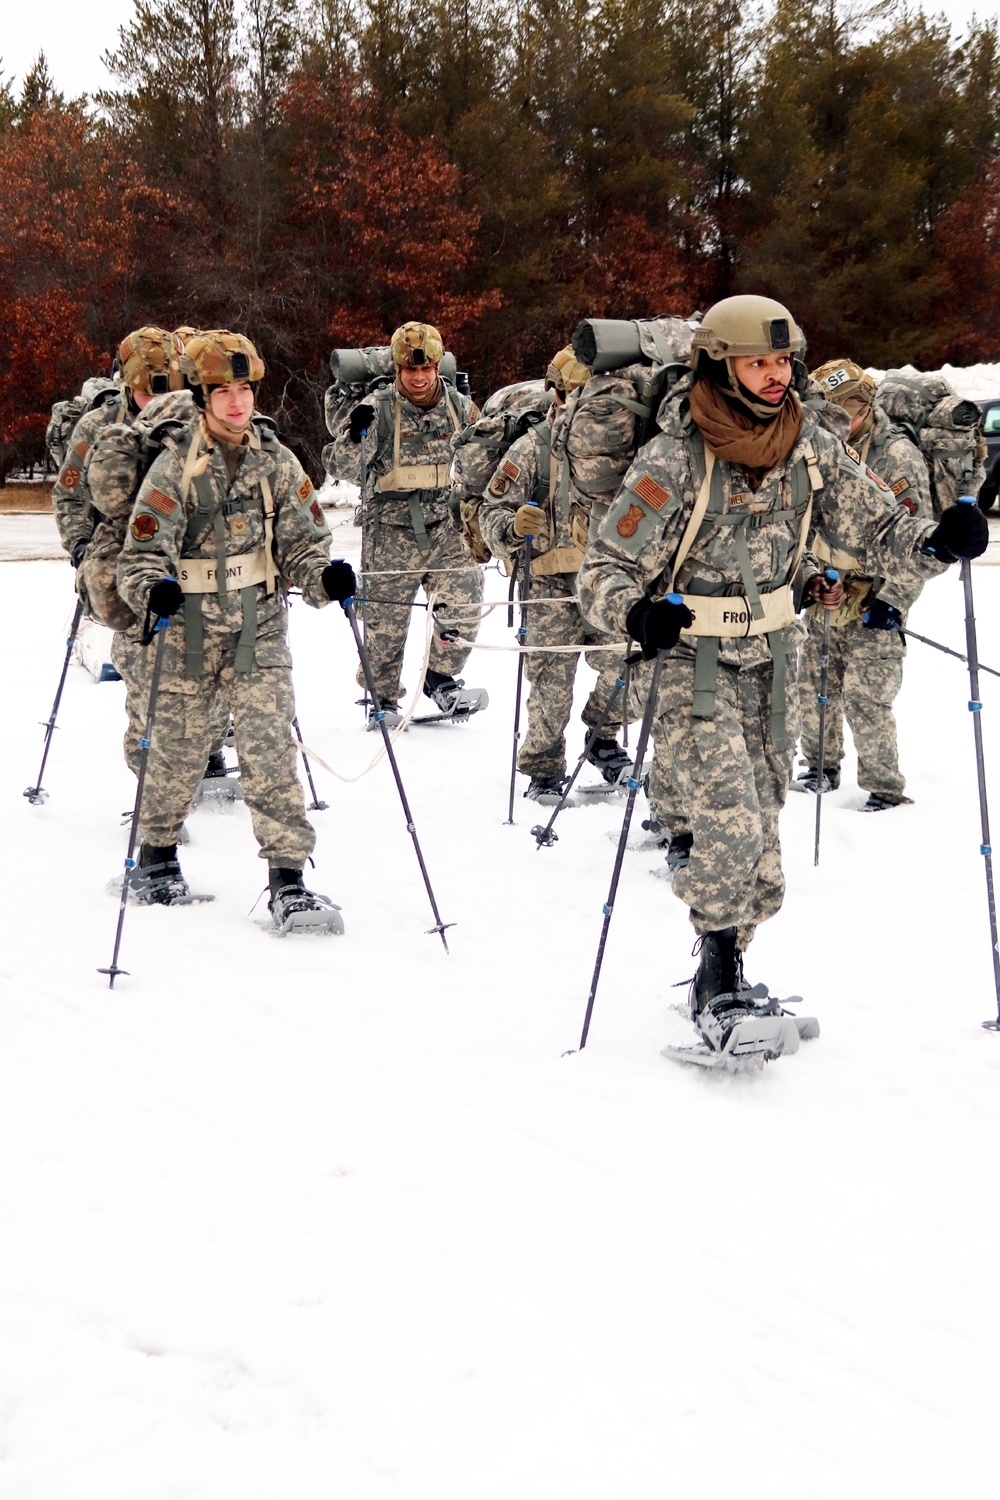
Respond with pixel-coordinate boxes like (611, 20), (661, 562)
(544, 346), (591, 394)
(180, 331), (266, 391)
(810, 357), (877, 408)
(390, 321), (444, 368)
(173, 325), (202, 347)
(689, 295), (805, 364)
(118, 326), (184, 395)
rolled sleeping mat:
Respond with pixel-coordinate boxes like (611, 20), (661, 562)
(572, 319), (644, 374)
(330, 345), (458, 386)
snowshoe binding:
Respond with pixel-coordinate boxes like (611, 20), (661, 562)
(523, 774), (571, 805)
(585, 737), (631, 785)
(661, 928), (805, 1072)
(268, 867), (344, 936)
(791, 765), (840, 794)
(192, 750), (243, 807)
(366, 699), (404, 732)
(129, 844), (214, 907)
(860, 791), (913, 812)
(413, 672), (488, 724)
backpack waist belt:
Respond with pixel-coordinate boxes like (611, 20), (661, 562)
(678, 586), (795, 638)
(368, 389), (462, 552)
(178, 547), (269, 592)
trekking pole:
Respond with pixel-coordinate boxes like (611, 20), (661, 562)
(947, 499), (1000, 1027)
(23, 597), (85, 805)
(813, 569), (840, 868)
(359, 422), (370, 719)
(532, 667), (629, 848)
(292, 716), (329, 811)
(98, 614), (171, 989)
(621, 656), (631, 750)
(903, 628), (1000, 682)
(341, 597), (454, 953)
(571, 641), (667, 1053)
(505, 513), (539, 824)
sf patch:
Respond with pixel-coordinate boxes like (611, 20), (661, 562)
(617, 503), (646, 538)
(890, 478), (910, 497)
(297, 477), (313, 504)
(131, 513), (159, 542)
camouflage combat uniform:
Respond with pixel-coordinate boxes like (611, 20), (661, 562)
(328, 382), (484, 703)
(51, 390), (129, 559)
(798, 407), (933, 799)
(578, 372), (947, 949)
(117, 415), (332, 865)
(478, 409), (627, 781)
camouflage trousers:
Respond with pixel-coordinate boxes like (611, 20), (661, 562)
(627, 656), (687, 838)
(798, 615), (906, 798)
(111, 629), (230, 779)
(655, 652), (795, 950)
(358, 517), (484, 702)
(519, 572), (627, 779)
(138, 622), (314, 866)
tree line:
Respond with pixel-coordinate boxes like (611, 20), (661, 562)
(1, 0), (998, 479)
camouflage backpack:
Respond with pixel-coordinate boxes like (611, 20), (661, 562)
(322, 344), (460, 473)
(45, 398), (85, 471)
(450, 379), (554, 562)
(875, 370), (985, 519)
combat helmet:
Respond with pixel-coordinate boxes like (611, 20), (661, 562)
(173, 325), (202, 348)
(390, 321), (444, 368)
(180, 330), (265, 407)
(811, 358), (876, 409)
(690, 295), (805, 419)
(544, 346), (591, 398)
(118, 326), (184, 398)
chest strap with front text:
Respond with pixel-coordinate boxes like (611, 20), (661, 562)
(371, 386), (463, 552)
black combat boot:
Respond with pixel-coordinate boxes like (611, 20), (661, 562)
(268, 867), (344, 935)
(131, 843), (190, 905)
(586, 737), (631, 784)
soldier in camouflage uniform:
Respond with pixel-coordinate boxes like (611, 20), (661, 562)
(796, 359), (934, 810)
(478, 347), (630, 798)
(327, 321), (486, 725)
(51, 366), (132, 565)
(577, 295), (987, 1054)
(117, 331), (354, 929)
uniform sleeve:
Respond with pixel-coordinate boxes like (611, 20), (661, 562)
(271, 452), (332, 609)
(477, 434), (539, 560)
(577, 438), (686, 635)
(116, 448), (189, 616)
(51, 409), (101, 555)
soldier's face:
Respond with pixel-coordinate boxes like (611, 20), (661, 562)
(207, 381), (255, 434)
(132, 389), (154, 409)
(733, 353), (792, 405)
(398, 361), (439, 399)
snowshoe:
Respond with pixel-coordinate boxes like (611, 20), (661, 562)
(268, 867), (344, 936)
(860, 791), (913, 812)
(413, 674), (488, 724)
(652, 830), (694, 881)
(523, 774), (570, 805)
(660, 928), (800, 1071)
(366, 700), (404, 732)
(192, 750), (243, 807)
(585, 737), (632, 785)
(790, 766), (840, 794)
(129, 844), (214, 907)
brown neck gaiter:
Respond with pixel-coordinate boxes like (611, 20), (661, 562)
(688, 378), (803, 488)
(397, 375), (442, 410)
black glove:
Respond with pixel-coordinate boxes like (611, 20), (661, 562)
(70, 539), (88, 569)
(625, 594), (695, 658)
(925, 502), (989, 562)
(148, 578), (184, 619)
(348, 404), (375, 444)
(862, 599), (902, 631)
(322, 559), (357, 603)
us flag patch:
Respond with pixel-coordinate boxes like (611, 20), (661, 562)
(633, 473), (670, 510)
(146, 489), (179, 517)
(501, 458), (521, 481)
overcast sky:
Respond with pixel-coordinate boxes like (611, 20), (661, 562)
(3, 0), (999, 102)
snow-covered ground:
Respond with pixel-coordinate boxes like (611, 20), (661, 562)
(4, 525), (1000, 1499)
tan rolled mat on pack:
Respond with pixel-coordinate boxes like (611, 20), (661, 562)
(178, 547), (269, 593)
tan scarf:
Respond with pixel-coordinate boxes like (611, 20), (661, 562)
(688, 377), (803, 489)
(397, 374), (442, 410)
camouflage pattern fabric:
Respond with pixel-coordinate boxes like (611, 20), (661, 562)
(578, 372), (948, 945)
(118, 418), (333, 864)
(450, 380), (551, 563)
(797, 407), (932, 799)
(479, 418), (626, 779)
(328, 382), (484, 698)
(51, 394), (129, 556)
(357, 520), (484, 702)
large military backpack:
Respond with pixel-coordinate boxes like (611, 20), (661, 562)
(45, 398), (85, 471)
(876, 369), (985, 519)
(450, 379), (553, 561)
(322, 344), (461, 475)
(562, 315), (701, 511)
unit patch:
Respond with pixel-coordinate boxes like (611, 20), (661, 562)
(633, 473), (671, 510)
(899, 497), (917, 516)
(297, 477), (313, 503)
(145, 488), (179, 517)
(229, 515), (247, 534)
(844, 443), (861, 464)
(310, 499), (325, 527)
(501, 458), (522, 482)
(131, 513), (159, 542)
(865, 466), (890, 492)
(617, 503), (646, 538)
(488, 474), (511, 498)
(61, 464), (81, 490)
